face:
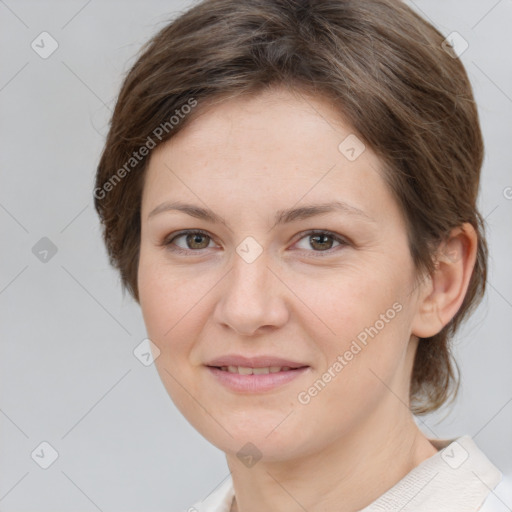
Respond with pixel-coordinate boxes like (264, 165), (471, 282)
(138, 87), (425, 462)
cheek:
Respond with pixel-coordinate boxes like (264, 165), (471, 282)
(137, 249), (222, 375)
(137, 254), (207, 414)
(304, 264), (415, 391)
(301, 265), (409, 343)
(294, 298), (412, 445)
(138, 251), (196, 354)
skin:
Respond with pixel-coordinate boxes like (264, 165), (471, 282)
(137, 85), (477, 512)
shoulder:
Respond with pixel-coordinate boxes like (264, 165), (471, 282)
(478, 473), (512, 511)
(360, 435), (503, 512)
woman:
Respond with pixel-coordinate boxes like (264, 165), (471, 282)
(94, 0), (502, 510)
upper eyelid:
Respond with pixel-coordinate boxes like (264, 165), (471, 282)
(165, 229), (216, 245)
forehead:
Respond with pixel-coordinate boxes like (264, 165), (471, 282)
(141, 87), (397, 225)
(157, 87), (363, 169)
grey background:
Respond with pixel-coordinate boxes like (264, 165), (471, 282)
(0, 1), (511, 511)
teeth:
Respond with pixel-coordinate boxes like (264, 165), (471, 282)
(220, 365), (295, 374)
(252, 367), (269, 374)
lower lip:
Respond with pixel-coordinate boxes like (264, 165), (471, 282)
(206, 366), (310, 393)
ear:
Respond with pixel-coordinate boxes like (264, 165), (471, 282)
(411, 223), (478, 338)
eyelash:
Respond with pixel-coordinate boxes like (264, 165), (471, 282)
(161, 229), (350, 257)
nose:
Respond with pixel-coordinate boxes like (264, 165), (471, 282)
(213, 251), (289, 336)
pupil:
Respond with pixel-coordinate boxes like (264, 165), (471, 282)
(188, 233), (208, 249)
(311, 234), (332, 250)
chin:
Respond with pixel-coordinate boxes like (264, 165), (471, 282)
(196, 410), (316, 460)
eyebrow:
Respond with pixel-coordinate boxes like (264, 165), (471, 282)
(147, 200), (375, 228)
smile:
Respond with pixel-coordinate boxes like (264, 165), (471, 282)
(206, 365), (310, 392)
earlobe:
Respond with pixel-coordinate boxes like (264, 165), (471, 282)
(411, 223), (478, 338)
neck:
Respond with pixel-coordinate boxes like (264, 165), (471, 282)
(226, 401), (438, 512)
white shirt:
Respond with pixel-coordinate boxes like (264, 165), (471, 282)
(184, 436), (502, 512)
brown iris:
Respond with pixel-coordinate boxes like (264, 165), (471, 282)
(186, 232), (210, 250)
(309, 233), (334, 251)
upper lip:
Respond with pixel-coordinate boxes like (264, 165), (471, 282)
(206, 355), (309, 369)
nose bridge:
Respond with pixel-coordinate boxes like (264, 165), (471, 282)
(214, 245), (288, 335)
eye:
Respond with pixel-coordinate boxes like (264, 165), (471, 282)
(163, 230), (217, 254)
(293, 230), (349, 254)
(161, 229), (349, 256)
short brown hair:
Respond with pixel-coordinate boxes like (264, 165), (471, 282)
(94, 0), (487, 415)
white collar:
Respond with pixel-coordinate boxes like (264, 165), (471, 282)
(190, 436), (502, 512)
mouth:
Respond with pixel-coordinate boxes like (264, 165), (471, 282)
(209, 365), (308, 375)
(205, 364), (310, 393)
(204, 354), (310, 392)
(205, 354), (308, 370)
